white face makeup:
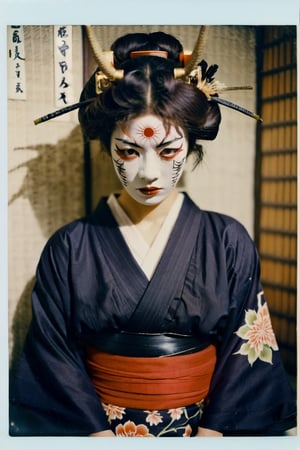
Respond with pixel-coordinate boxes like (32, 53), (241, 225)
(110, 114), (188, 206)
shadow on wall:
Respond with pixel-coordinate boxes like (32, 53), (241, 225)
(9, 125), (85, 239)
(9, 125), (85, 373)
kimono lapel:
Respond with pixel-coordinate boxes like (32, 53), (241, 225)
(92, 198), (149, 318)
(124, 194), (202, 332)
(92, 195), (201, 333)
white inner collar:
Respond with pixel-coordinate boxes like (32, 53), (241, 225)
(107, 193), (184, 279)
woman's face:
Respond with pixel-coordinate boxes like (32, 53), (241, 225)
(110, 114), (188, 206)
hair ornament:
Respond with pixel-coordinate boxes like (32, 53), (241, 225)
(85, 26), (123, 81)
(33, 25), (262, 125)
(33, 98), (94, 125)
(189, 60), (227, 98)
(188, 59), (262, 122)
(130, 50), (169, 59)
(173, 26), (209, 79)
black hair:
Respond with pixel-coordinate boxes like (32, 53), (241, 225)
(78, 32), (221, 165)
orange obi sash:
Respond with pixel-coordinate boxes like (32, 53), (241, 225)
(85, 344), (217, 410)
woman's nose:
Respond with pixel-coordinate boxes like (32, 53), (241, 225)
(138, 152), (160, 182)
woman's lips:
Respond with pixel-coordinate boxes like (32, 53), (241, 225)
(138, 186), (162, 196)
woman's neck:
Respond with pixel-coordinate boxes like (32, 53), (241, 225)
(117, 188), (179, 224)
(117, 189), (180, 245)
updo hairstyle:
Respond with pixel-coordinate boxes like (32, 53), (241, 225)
(78, 31), (221, 165)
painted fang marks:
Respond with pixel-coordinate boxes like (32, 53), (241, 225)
(113, 158), (128, 186)
(172, 158), (186, 186)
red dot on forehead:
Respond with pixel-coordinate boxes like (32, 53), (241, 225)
(143, 127), (155, 138)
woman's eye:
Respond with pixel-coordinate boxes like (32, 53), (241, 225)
(115, 146), (139, 160)
(159, 146), (182, 160)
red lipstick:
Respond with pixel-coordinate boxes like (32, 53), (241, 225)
(138, 186), (162, 196)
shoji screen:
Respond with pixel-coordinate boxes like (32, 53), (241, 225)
(255, 26), (297, 375)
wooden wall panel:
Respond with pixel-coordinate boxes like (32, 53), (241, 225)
(255, 26), (297, 375)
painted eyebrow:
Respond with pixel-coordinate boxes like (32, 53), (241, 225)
(157, 136), (183, 148)
(115, 138), (142, 148)
(115, 136), (183, 148)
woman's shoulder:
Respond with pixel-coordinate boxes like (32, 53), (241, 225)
(184, 196), (257, 271)
(193, 206), (258, 273)
(44, 197), (110, 249)
(185, 194), (251, 239)
(203, 208), (250, 236)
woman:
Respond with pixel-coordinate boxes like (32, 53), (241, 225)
(10, 29), (296, 437)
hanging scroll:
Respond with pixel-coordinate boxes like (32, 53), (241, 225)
(8, 25), (26, 100)
(54, 25), (74, 109)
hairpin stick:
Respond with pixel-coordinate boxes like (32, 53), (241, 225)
(221, 85), (253, 92)
(33, 98), (95, 125)
(211, 96), (262, 122)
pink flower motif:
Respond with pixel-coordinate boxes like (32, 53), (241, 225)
(115, 420), (154, 437)
(246, 302), (278, 353)
(234, 291), (279, 366)
(102, 403), (125, 423)
(168, 408), (183, 420)
(145, 410), (163, 426)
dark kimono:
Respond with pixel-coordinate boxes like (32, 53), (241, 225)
(10, 194), (296, 436)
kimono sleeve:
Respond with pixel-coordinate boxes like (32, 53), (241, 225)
(199, 221), (296, 435)
(10, 228), (109, 436)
